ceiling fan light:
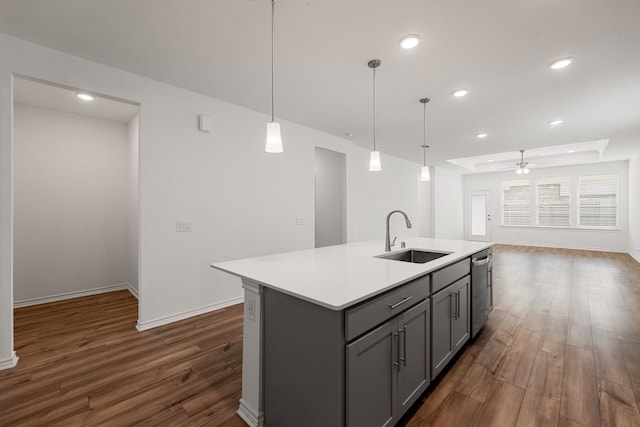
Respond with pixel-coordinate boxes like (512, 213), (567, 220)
(420, 165), (430, 181)
(523, 167), (530, 174)
(369, 150), (382, 172)
(516, 168), (523, 175)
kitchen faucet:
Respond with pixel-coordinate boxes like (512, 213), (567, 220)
(385, 210), (412, 252)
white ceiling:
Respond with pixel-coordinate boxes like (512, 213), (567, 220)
(2, 0), (639, 172)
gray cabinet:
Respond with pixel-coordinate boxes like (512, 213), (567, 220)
(347, 299), (430, 427)
(397, 300), (430, 414)
(431, 275), (470, 378)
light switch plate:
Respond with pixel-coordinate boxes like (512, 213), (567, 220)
(296, 217), (305, 225)
(198, 115), (213, 133)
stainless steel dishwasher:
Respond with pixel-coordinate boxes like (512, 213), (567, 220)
(471, 247), (493, 338)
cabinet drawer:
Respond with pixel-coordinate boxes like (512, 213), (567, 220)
(431, 258), (470, 294)
(345, 275), (429, 341)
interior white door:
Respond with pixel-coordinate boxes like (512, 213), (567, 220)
(466, 191), (491, 242)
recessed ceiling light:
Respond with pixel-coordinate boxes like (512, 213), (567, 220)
(452, 89), (469, 98)
(77, 93), (94, 101)
(549, 57), (574, 70)
(399, 34), (422, 49)
(488, 159), (494, 162)
(568, 150), (575, 153)
(549, 119), (563, 126)
(476, 133), (488, 139)
(345, 132), (354, 137)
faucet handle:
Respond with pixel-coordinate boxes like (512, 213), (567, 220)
(391, 236), (397, 247)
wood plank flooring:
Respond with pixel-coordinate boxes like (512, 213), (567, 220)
(404, 245), (640, 427)
(1, 245), (639, 426)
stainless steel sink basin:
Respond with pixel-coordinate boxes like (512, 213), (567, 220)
(375, 249), (451, 264)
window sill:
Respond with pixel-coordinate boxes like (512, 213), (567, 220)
(500, 225), (620, 232)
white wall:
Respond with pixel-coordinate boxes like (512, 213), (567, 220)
(464, 161), (629, 252)
(0, 33), (426, 363)
(629, 151), (640, 262)
(314, 147), (345, 248)
(13, 104), (133, 304)
(128, 113), (139, 293)
(432, 167), (464, 240)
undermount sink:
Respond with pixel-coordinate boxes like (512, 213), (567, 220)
(375, 249), (451, 264)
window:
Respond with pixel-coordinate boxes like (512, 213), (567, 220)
(578, 174), (617, 228)
(501, 180), (530, 226)
(536, 177), (570, 226)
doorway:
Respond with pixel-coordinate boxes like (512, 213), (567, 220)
(465, 190), (492, 242)
(314, 147), (346, 248)
(12, 76), (140, 312)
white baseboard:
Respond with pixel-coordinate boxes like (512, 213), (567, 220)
(136, 296), (244, 331)
(0, 351), (19, 371)
(630, 251), (640, 264)
(127, 283), (139, 299)
(14, 283), (138, 308)
(237, 398), (264, 427)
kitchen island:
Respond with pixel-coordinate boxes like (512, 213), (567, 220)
(211, 237), (492, 427)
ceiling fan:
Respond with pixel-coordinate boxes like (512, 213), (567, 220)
(494, 149), (541, 174)
(515, 149), (530, 175)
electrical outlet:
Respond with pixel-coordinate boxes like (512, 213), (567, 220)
(296, 217), (305, 225)
(246, 299), (256, 321)
(176, 219), (193, 232)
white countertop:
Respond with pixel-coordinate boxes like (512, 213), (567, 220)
(211, 238), (492, 311)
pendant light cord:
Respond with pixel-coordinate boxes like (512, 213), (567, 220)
(423, 102), (427, 166)
(373, 66), (377, 151)
(271, 0), (275, 122)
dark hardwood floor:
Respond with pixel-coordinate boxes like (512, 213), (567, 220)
(1, 245), (640, 426)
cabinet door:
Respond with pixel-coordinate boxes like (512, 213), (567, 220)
(346, 319), (398, 427)
(397, 299), (430, 417)
(452, 277), (470, 352)
(431, 287), (453, 378)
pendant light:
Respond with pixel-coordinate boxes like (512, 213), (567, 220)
(368, 59), (382, 171)
(419, 98), (431, 181)
(265, 0), (283, 153)
(515, 149), (530, 175)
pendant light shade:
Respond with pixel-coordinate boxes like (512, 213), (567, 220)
(419, 98), (431, 181)
(265, 0), (283, 153)
(420, 165), (431, 181)
(369, 151), (382, 171)
(368, 59), (382, 172)
(265, 121), (283, 153)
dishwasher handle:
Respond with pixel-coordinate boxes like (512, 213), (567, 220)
(472, 255), (491, 267)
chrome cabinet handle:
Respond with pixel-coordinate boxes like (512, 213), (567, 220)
(389, 296), (413, 309)
(457, 290), (461, 320)
(451, 293), (457, 319)
(393, 331), (400, 370)
(401, 325), (407, 367)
